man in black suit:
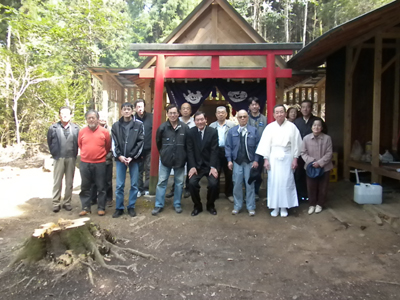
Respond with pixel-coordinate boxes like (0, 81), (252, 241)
(187, 111), (219, 216)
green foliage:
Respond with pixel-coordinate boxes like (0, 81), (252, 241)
(0, 0), (395, 146)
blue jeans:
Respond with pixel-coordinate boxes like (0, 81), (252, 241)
(155, 163), (184, 208)
(232, 161), (255, 211)
(115, 160), (139, 210)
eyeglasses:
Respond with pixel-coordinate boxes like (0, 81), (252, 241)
(168, 112), (178, 115)
(238, 116), (247, 119)
(181, 107), (191, 111)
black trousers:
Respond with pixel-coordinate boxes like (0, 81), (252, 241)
(294, 157), (308, 199)
(138, 150), (151, 193)
(90, 162), (113, 203)
(217, 147), (233, 197)
(188, 167), (218, 210)
(80, 161), (107, 211)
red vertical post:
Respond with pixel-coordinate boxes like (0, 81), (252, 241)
(149, 54), (165, 195)
(266, 54), (276, 124)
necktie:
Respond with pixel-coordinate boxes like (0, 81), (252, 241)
(199, 130), (203, 141)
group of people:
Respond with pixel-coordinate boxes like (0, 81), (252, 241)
(47, 97), (333, 218)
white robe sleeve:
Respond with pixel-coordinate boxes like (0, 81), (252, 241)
(256, 123), (272, 159)
(291, 126), (302, 158)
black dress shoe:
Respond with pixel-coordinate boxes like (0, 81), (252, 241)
(166, 191), (174, 198)
(183, 189), (191, 198)
(62, 204), (72, 211)
(191, 208), (203, 216)
(207, 208), (217, 215)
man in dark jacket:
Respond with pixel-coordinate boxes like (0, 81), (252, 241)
(111, 102), (144, 218)
(293, 100), (326, 201)
(151, 104), (188, 215)
(187, 111), (219, 216)
(134, 99), (153, 197)
(47, 106), (79, 212)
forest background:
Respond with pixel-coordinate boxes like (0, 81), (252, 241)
(0, 0), (393, 147)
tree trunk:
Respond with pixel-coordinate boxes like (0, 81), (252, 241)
(303, 1), (308, 47)
(285, 0), (290, 43)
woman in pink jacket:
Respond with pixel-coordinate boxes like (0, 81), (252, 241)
(300, 119), (333, 214)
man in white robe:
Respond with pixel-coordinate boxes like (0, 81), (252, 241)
(256, 105), (302, 217)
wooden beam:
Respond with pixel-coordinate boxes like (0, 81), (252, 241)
(144, 79), (152, 113)
(371, 34), (383, 183)
(381, 51), (400, 74)
(102, 74), (109, 115)
(350, 45), (362, 74)
(276, 78), (285, 105)
(392, 39), (400, 152)
(343, 46), (353, 180)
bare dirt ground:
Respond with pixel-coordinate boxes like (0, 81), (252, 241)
(0, 157), (400, 300)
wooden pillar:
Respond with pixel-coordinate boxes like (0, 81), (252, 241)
(285, 91), (290, 105)
(266, 54), (276, 123)
(139, 88), (144, 99)
(317, 86), (322, 117)
(149, 55), (165, 194)
(343, 46), (354, 180)
(133, 87), (138, 101)
(144, 79), (152, 113)
(276, 78), (285, 105)
(120, 87), (125, 105)
(102, 74), (109, 115)
(298, 87), (302, 103)
(372, 34), (382, 183)
(393, 39), (400, 152)
(127, 88), (132, 103)
(305, 87), (309, 101)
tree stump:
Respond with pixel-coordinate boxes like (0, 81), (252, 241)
(1, 218), (159, 280)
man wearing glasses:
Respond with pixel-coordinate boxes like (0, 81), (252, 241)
(225, 110), (260, 216)
(152, 104), (189, 215)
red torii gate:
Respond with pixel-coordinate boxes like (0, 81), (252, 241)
(130, 43), (302, 193)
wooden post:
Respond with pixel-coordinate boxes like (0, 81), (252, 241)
(102, 74), (109, 115)
(343, 46), (354, 180)
(139, 88), (144, 99)
(276, 78), (285, 105)
(299, 87), (303, 103)
(266, 54), (276, 123)
(149, 55), (165, 195)
(372, 34), (382, 183)
(286, 91), (290, 105)
(392, 39), (400, 152)
(133, 87), (138, 101)
(144, 79), (152, 113)
(305, 87), (309, 101)
(127, 88), (132, 103)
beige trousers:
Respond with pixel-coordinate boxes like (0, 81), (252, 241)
(52, 157), (76, 207)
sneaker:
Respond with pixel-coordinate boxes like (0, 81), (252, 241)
(232, 209), (239, 215)
(270, 209), (279, 217)
(174, 206), (183, 214)
(62, 204), (72, 211)
(166, 191), (174, 198)
(98, 210), (106, 216)
(183, 190), (191, 198)
(280, 208), (288, 217)
(249, 210), (255, 217)
(315, 205), (323, 214)
(112, 209), (124, 218)
(137, 191), (142, 198)
(227, 196), (234, 203)
(79, 210), (91, 216)
(127, 208), (136, 217)
(144, 191), (150, 196)
(151, 207), (163, 216)
(53, 205), (61, 213)
(308, 206), (316, 215)
(106, 200), (113, 207)
(255, 194), (260, 202)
